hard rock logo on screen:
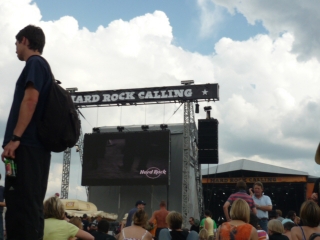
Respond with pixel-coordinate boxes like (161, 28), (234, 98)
(140, 167), (167, 179)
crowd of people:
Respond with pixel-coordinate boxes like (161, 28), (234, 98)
(28, 187), (320, 240)
(109, 180), (320, 240)
(24, 181), (317, 240)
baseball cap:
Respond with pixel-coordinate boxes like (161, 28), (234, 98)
(135, 200), (146, 206)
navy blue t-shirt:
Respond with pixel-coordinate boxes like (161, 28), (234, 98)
(125, 207), (138, 227)
(2, 55), (52, 148)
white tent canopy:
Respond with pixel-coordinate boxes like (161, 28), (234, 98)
(60, 199), (118, 220)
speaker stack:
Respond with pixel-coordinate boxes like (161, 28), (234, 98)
(198, 119), (219, 164)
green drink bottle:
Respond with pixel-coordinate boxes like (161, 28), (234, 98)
(5, 158), (17, 177)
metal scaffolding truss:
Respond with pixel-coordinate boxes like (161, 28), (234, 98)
(60, 112), (88, 199)
(61, 147), (71, 199)
(182, 101), (191, 226)
(190, 103), (204, 217)
(182, 102), (204, 226)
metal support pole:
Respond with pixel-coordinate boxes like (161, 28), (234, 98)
(61, 147), (71, 199)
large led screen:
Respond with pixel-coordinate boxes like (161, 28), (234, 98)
(82, 130), (170, 186)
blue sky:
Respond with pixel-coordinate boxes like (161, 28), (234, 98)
(33, 0), (267, 54)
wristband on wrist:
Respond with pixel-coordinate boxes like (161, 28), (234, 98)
(11, 135), (21, 142)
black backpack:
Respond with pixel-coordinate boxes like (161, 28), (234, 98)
(37, 56), (80, 152)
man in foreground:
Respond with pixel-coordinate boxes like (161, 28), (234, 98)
(1, 25), (52, 239)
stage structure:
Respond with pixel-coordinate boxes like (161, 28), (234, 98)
(62, 82), (219, 226)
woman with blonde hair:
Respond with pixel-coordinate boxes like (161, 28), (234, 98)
(267, 219), (288, 240)
(217, 198), (258, 240)
(199, 228), (209, 240)
(119, 209), (152, 240)
(43, 197), (93, 240)
(291, 200), (320, 240)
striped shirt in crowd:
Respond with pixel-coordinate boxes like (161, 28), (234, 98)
(226, 189), (255, 210)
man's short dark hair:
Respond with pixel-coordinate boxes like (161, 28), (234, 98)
(283, 222), (295, 231)
(16, 25), (45, 54)
(189, 217), (195, 221)
(204, 210), (211, 216)
(98, 220), (109, 233)
(286, 210), (296, 220)
(236, 180), (247, 190)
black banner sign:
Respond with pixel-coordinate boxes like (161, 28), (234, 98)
(71, 83), (219, 106)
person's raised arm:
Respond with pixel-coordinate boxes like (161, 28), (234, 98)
(256, 205), (272, 211)
(223, 201), (231, 221)
(75, 229), (94, 240)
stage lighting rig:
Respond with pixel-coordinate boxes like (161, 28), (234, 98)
(66, 87), (78, 93)
(141, 125), (149, 131)
(204, 106), (212, 119)
(195, 103), (199, 113)
(92, 127), (100, 133)
(160, 124), (168, 130)
(117, 126), (124, 132)
(181, 80), (194, 85)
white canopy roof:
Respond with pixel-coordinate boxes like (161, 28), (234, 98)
(60, 199), (118, 220)
(201, 159), (308, 176)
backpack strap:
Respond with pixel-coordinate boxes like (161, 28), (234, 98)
(27, 55), (60, 84)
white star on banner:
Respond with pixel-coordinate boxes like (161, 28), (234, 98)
(202, 89), (208, 95)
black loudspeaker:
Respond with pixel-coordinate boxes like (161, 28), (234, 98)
(198, 149), (218, 164)
(198, 119), (219, 164)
